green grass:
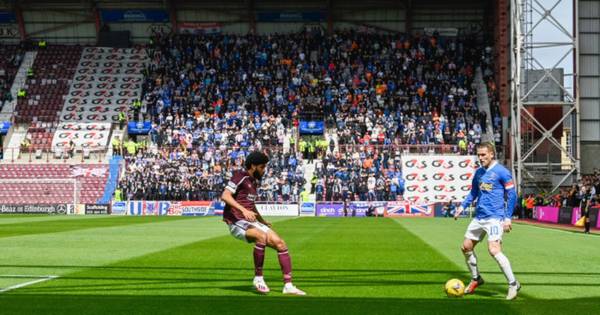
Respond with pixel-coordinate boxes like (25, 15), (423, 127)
(0, 216), (598, 314)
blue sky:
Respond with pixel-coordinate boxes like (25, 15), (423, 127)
(527, 0), (574, 97)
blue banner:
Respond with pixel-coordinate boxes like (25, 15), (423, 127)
(111, 201), (127, 215)
(0, 122), (10, 135)
(0, 12), (16, 23)
(211, 201), (224, 216)
(257, 11), (326, 22)
(299, 120), (324, 135)
(128, 121), (151, 135)
(101, 9), (169, 23)
(128, 200), (172, 216)
(300, 202), (315, 215)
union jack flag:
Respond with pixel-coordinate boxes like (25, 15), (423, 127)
(387, 201), (433, 216)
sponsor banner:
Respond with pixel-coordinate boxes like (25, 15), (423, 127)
(70, 82), (143, 92)
(299, 120), (324, 135)
(75, 67), (143, 76)
(433, 202), (468, 217)
(74, 204), (86, 215)
(315, 203), (345, 217)
(101, 9), (169, 23)
(0, 121), (10, 135)
(534, 206), (559, 223)
(570, 207), (599, 228)
(111, 201), (127, 215)
(128, 121), (152, 135)
(0, 204), (69, 215)
(211, 201), (224, 216)
(256, 204), (298, 216)
(83, 47), (148, 55)
(73, 74), (144, 84)
(571, 207), (580, 225)
(348, 201), (386, 217)
(178, 22), (222, 34)
(63, 48), (147, 123)
(60, 106), (129, 123)
(128, 200), (172, 216)
(386, 201), (434, 217)
(170, 201), (213, 216)
(300, 202), (315, 216)
(591, 208), (599, 229)
(117, 200), (220, 216)
(51, 122), (111, 149)
(558, 207), (572, 224)
(403, 155), (479, 205)
(85, 204), (110, 215)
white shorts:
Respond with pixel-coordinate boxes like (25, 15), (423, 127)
(464, 218), (504, 242)
(228, 220), (271, 243)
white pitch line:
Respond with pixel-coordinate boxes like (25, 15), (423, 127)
(0, 275), (57, 278)
(0, 275), (59, 293)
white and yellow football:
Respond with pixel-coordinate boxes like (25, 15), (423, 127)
(444, 279), (465, 297)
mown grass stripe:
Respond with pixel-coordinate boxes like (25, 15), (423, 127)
(0, 215), (107, 226)
(0, 216), (190, 239)
(0, 217), (597, 314)
(394, 217), (600, 300)
(6, 217), (515, 314)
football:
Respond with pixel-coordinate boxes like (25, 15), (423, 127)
(444, 279), (465, 297)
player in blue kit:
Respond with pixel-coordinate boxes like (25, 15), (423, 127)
(454, 142), (521, 300)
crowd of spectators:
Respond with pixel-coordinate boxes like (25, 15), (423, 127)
(117, 145), (305, 202)
(313, 146), (405, 202)
(311, 31), (494, 201)
(513, 171), (600, 219)
(117, 29), (498, 201)
(322, 32), (488, 151)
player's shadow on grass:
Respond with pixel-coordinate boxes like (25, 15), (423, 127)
(222, 285), (269, 295)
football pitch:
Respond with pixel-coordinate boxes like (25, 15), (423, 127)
(0, 216), (598, 314)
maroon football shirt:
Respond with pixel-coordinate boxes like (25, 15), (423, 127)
(223, 170), (259, 224)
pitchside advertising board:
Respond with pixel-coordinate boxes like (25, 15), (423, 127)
(255, 204), (298, 216)
(385, 201), (434, 217)
(349, 202), (386, 216)
(314, 202), (432, 217)
(85, 204), (110, 215)
(300, 202), (316, 216)
(402, 155), (479, 205)
(112, 201), (222, 216)
(112, 201), (299, 216)
(570, 207), (600, 229)
(0, 204), (71, 214)
(534, 206), (600, 229)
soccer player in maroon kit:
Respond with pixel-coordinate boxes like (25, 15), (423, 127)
(221, 151), (306, 295)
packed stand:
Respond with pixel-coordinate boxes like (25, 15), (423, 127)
(321, 32), (488, 154)
(313, 145), (405, 202)
(117, 146), (305, 202)
(118, 30), (495, 202)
